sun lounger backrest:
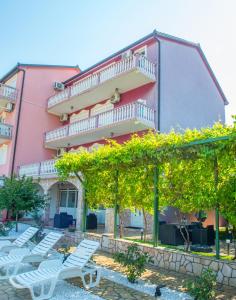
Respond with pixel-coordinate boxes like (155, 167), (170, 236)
(32, 232), (63, 255)
(63, 239), (100, 269)
(13, 227), (39, 247)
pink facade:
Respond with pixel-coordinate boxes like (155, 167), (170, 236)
(0, 65), (79, 177)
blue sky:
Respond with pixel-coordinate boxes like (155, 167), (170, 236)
(0, 0), (235, 123)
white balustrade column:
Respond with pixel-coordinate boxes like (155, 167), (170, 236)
(76, 180), (84, 231)
(43, 191), (51, 225)
(105, 208), (115, 233)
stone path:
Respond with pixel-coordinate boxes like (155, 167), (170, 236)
(69, 277), (155, 300)
(0, 277), (155, 300)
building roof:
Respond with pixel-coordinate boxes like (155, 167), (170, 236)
(63, 29), (228, 105)
(0, 31), (228, 105)
(0, 63), (79, 83)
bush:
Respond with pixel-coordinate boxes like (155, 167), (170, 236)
(0, 221), (14, 236)
(185, 268), (217, 300)
(113, 243), (153, 283)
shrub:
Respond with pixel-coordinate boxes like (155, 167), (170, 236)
(0, 221), (14, 236)
(113, 243), (153, 283)
(185, 268), (217, 300)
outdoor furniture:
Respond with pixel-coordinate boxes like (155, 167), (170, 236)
(0, 232), (63, 279)
(86, 213), (97, 230)
(191, 225), (215, 246)
(53, 212), (73, 228)
(159, 224), (184, 245)
(9, 239), (101, 300)
(190, 244), (213, 253)
(0, 226), (38, 253)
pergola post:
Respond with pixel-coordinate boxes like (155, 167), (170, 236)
(114, 170), (119, 239)
(82, 187), (87, 233)
(214, 156), (220, 259)
(153, 164), (159, 247)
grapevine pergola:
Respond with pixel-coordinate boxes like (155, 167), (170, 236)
(56, 122), (236, 259)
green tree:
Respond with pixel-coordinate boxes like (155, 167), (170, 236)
(0, 176), (46, 231)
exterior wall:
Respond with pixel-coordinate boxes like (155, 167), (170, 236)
(14, 67), (79, 170)
(159, 38), (225, 132)
(0, 66), (79, 177)
(0, 74), (19, 176)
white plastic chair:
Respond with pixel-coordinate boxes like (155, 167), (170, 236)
(10, 239), (101, 300)
(0, 231), (63, 279)
(0, 226), (38, 253)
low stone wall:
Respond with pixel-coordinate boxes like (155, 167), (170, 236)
(62, 231), (236, 288)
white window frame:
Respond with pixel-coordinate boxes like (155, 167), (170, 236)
(134, 45), (147, 57)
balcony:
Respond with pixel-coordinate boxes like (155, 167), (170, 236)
(0, 123), (13, 144)
(47, 56), (156, 115)
(45, 101), (155, 149)
(0, 84), (17, 108)
(19, 159), (57, 178)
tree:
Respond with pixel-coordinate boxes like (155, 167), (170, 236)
(0, 176), (46, 231)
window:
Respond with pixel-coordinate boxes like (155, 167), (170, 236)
(90, 101), (114, 116)
(6, 75), (17, 88)
(70, 110), (89, 123)
(0, 145), (8, 165)
(0, 112), (6, 124)
(60, 191), (67, 207)
(68, 191), (77, 208)
(60, 190), (77, 208)
(134, 46), (147, 57)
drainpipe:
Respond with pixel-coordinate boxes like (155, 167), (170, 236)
(153, 31), (161, 132)
(10, 68), (26, 177)
(152, 33), (161, 246)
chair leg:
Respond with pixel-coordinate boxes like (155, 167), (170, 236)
(81, 268), (101, 289)
(29, 279), (57, 300)
(0, 263), (20, 280)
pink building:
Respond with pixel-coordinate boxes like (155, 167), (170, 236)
(0, 31), (227, 230)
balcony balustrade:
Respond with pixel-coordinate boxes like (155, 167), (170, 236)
(45, 101), (155, 149)
(0, 123), (13, 144)
(19, 159), (58, 178)
(47, 55), (156, 115)
(0, 84), (17, 108)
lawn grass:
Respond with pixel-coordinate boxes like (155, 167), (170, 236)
(125, 237), (235, 261)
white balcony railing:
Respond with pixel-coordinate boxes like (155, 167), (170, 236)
(48, 55), (156, 109)
(19, 159), (58, 178)
(0, 123), (13, 139)
(45, 101), (155, 144)
(0, 84), (17, 102)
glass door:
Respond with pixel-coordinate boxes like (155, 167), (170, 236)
(59, 190), (78, 218)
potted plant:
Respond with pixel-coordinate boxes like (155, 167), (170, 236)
(113, 243), (153, 283)
(68, 224), (76, 232)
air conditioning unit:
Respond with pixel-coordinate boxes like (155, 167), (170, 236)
(122, 49), (132, 59)
(57, 148), (66, 157)
(54, 82), (65, 91)
(59, 113), (68, 122)
(110, 88), (120, 104)
(5, 102), (14, 113)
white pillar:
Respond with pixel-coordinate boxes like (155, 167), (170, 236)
(76, 180), (84, 231)
(105, 208), (115, 233)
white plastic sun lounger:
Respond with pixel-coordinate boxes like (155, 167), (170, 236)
(10, 239), (101, 300)
(0, 226), (38, 253)
(0, 231), (62, 279)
